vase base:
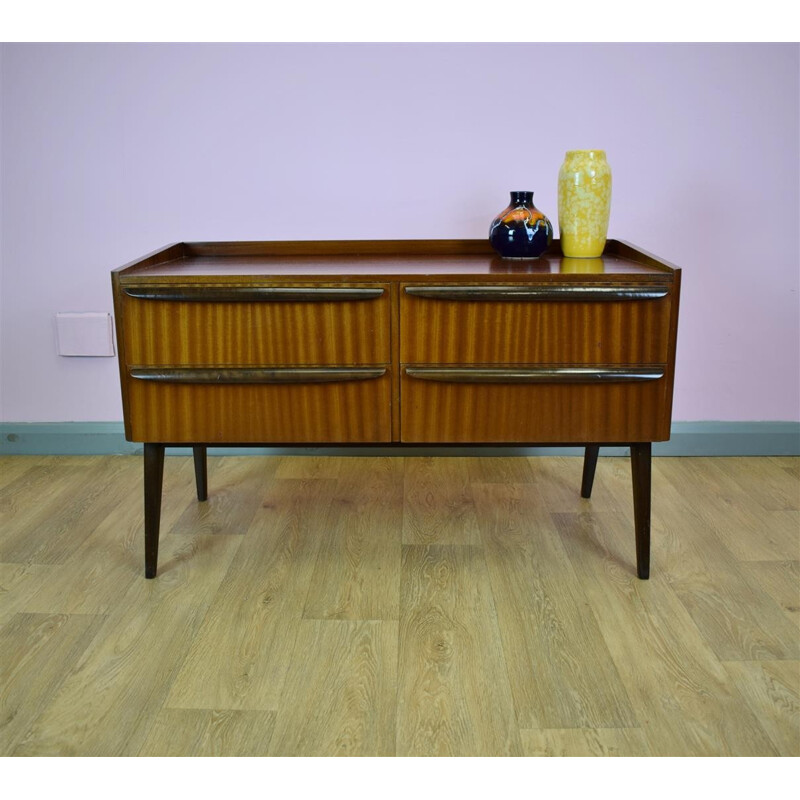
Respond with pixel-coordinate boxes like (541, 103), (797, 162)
(499, 255), (542, 260)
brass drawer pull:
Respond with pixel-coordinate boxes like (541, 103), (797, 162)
(123, 286), (385, 302)
(405, 367), (664, 384)
(131, 367), (387, 384)
(404, 285), (669, 301)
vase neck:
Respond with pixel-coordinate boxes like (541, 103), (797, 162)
(510, 191), (534, 206)
(565, 150), (606, 161)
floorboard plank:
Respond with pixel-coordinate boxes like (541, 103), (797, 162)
(169, 456), (282, 536)
(0, 612), (104, 755)
(722, 660), (800, 756)
(653, 460), (799, 660)
(12, 532), (240, 756)
(0, 456), (51, 491)
(165, 478), (337, 711)
(555, 511), (779, 756)
(658, 459), (798, 562)
(138, 709), (276, 756)
(303, 458), (402, 621)
(738, 561), (800, 632)
(472, 483), (637, 729)
(20, 457), (195, 615)
(268, 620), (397, 756)
(402, 458), (480, 546)
(520, 727), (652, 757)
(396, 544), (521, 756)
(0, 563), (61, 625)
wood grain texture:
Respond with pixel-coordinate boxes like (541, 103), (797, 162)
(465, 455), (536, 485)
(402, 457), (481, 546)
(554, 511), (780, 756)
(0, 612), (104, 755)
(268, 620), (398, 756)
(113, 239), (675, 277)
(0, 459), (90, 558)
(520, 727), (652, 757)
(721, 660), (800, 756)
(658, 457), (799, 562)
(396, 544), (521, 756)
(651, 459), (799, 661)
(400, 292), (672, 365)
(515, 455), (634, 517)
(123, 287), (390, 367)
(472, 483), (638, 729)
(4, 454), (794, 757)
(738, 561), (800, 632)
(711, 457), (800, 512)
(127, 374), (393, 443)
(12, 531), (241, 755)
(303, 457), (403, 621)
(138, 709), (276, 756)
(0, 456), (48, 490)
(274, 454), (342, 479)
(771, 456), (800, 480)
(0, 457), (137, 565)
(20, 457), (195, 615)
(114, 238), (680, 452)
(0, 563), (60, 625)
(164, 478), (337, 711)
(168, 455), (281, 537)
(400, 374), (671, 443)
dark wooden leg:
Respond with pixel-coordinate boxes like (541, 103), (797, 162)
(144, 443), (165, 579)
(193, 445), (208, 502)
(581, 445), (600, 498)
(630, 442), (652, 580)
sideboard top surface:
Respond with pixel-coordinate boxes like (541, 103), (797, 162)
(114, 240), (679, 284)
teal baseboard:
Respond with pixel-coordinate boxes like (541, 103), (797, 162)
(0, 421), (798, 457)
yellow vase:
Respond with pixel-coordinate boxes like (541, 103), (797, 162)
(558, 150), (612, 257)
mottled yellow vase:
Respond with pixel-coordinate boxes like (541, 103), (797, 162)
(558, 150), (612, 258)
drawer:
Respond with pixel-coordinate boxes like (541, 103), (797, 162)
(400, 367), (670, 443)
(126, 367), (392, 443)
(121, 283), (390, 366)
(400, 283), (672, 365)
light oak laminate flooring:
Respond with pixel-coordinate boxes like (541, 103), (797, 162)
(1, 454), (797, 756)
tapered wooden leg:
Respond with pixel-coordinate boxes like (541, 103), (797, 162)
(144, 443), (165, 579)
(630, 442), (652, 580)
(192, 445), (208, 502)
(581, 445), (600, 498)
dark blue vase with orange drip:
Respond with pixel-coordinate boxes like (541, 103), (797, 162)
(489, 191), (553, 259)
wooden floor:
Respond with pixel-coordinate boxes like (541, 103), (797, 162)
(1, 453), (797, 756)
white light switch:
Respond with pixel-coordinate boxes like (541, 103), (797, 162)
(56, 312), (115, 357)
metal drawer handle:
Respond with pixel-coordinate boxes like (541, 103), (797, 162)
(123, 286), (385, 302)
(404, 285), (669, 301)
(131, 367), (387, 384)
(404, 367), (664, 384)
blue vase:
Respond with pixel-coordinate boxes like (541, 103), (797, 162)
(489, 191), (553, 259)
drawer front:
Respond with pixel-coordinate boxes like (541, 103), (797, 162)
(400, 284), (672, 365)
(126, 369), (392, 443)
(400, 368), (670, 443)
(122, 284), (390, 366)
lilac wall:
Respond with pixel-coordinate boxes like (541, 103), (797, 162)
(1, 43), (798, 423)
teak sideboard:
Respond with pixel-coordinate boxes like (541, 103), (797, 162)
(111, 239), (681, 580)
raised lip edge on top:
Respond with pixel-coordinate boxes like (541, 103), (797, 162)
(112, 239), (679, 277)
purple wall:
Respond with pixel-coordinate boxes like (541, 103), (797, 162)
(1, 43), (798, 422)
